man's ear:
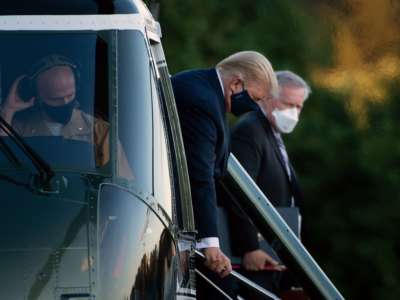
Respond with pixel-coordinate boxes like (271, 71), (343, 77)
(228, 75), (243, 93)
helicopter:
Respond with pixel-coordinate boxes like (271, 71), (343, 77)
(0, 1), (196, 299)
(0, 1), (345, 299)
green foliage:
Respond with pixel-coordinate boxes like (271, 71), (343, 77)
(158, 1), (400, 298)
(159, 0), (324, 72)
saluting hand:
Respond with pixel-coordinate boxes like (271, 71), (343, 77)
(1, 76), (35, 123)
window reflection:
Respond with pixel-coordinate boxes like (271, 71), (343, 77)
(117, 31), (153, 193)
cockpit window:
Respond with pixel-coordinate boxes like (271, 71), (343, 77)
(0, 30), (153, 192)
(0, 32), (108, 172)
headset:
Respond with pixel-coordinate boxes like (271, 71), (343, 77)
(17, 54), (80, 102)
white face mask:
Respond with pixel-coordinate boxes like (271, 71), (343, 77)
(272, 107), (299, 133)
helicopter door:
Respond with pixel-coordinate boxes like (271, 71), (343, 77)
(97, 184), (178, 300)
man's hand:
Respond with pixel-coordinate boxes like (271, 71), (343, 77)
(243, 249), (283, 271)
(1, 76), (35, 123)
(203, 247), (232, 278)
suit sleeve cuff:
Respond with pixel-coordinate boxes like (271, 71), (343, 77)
(196, 237), (220, 249)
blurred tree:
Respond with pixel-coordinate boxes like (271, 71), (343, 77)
(311, 0), (400, 127)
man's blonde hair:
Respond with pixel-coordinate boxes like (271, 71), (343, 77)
(216, 51), (278, 97)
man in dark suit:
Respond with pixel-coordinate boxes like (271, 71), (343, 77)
(171, 51), (278, 298)
(229, 70), (311, 297)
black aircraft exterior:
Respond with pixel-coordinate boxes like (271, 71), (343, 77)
(0, 1), (196, 299)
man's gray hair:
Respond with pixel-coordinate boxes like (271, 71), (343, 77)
(217, 51), (279, 98)
(276, 70), (311, 100)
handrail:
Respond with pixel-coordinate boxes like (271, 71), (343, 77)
(195, 250), (281, 300)
(224, 154), (345, 300)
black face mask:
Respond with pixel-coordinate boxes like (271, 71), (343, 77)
(230, 89), (259, 116)
(41, 99), (76, 125)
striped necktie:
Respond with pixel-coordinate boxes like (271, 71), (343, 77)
(274, 132), (292, 180)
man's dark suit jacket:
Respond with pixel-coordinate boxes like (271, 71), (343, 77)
(229, 109), (303, 254)
(172, 68), (229, 240)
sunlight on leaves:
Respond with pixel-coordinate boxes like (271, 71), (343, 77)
(311, 0), (400, 127)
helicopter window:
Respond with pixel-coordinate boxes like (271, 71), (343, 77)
(116, 31), (153, 193)
(152, 69), (173, 217)
(0, 31), (108, 172)
(0, 30), (153, 192)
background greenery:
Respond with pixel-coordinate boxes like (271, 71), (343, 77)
(153, 0), (399, 298)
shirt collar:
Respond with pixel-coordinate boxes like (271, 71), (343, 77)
(259, 104), (268, 119)
(272, 126), (281, 139)
(215, 68), (225, 97)
(259, 104), (281, 137)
